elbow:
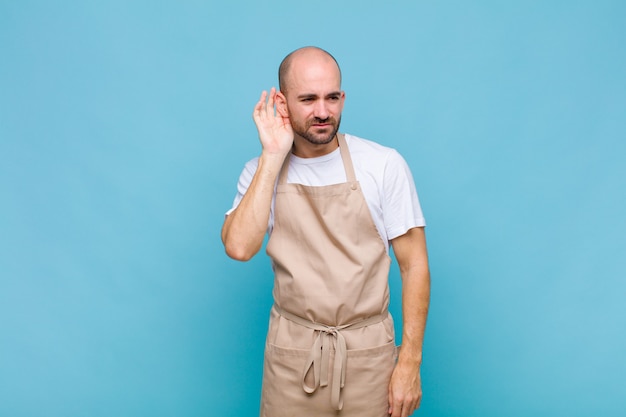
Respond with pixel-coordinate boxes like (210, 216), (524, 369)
(221, 217), (261, 261)
(223, 240), (257, 262)
(225, 249), (255, 262)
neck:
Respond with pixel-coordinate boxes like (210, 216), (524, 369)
(292, 134), (339, 158)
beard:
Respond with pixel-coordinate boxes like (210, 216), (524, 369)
(291, 115), (342, 145)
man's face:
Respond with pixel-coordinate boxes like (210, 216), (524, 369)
(281, 57), (345, 146)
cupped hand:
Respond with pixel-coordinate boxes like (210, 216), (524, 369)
(252, 87), (293, 156)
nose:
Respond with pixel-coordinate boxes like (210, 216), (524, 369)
(313, 100), (330, 120)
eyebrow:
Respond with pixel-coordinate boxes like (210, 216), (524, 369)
(297, 91), (342, 100)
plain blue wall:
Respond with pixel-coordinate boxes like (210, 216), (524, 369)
(1, 1), (625, 416)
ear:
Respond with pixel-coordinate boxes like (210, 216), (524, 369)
(275, 91), (289, 117)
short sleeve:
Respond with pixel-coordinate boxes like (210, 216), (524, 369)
(225, 158), (259, 216)
(382, 150), (426, 240)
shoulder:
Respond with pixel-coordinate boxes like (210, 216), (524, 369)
(345, 133), (395, 155)
(234, 156), (261, 189)
(241, 156), (260, 176)
(243, 156), (260, 170)
(345, 133), (407, 169)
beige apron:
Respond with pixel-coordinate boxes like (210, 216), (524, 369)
(261, 134), (397, 417)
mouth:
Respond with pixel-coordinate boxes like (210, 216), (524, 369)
(311, 122), (332, 128)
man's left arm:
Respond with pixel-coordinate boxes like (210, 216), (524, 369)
(388, 226), (430, 417)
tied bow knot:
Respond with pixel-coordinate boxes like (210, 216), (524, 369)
(273, 306), (387, 411)
(302, 324), (348, 410)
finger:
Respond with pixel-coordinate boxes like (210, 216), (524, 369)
(414, 396), (422, 413)
(254, 90), (267, 113)
(253, 90), (268, 118)
(389, 398), (401, 417)
(267, 87), (276, 116)
(403, 398), (419, 417)
(401, 403), (411, 417)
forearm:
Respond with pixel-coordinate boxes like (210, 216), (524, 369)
(222, 151), (287, 261)
(390, 227), (431, 366)
(398, 264), (430, 367)
(388, 227), (430, 416)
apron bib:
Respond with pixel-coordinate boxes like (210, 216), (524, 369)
(261, 134), (397, 417)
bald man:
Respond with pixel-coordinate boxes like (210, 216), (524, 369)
(222, 47), (430, 417)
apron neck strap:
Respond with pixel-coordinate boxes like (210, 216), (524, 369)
(337, 134), (357, 183)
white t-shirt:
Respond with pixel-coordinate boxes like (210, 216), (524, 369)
(227, 134), (426, 252)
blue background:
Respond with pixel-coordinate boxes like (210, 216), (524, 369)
(1, 1), (625, 416)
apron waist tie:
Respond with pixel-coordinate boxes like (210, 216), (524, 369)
(274, 305), (387, 411)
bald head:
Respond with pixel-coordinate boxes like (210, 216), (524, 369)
(278, 46), (342, 94)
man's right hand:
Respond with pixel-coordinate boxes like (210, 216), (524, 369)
(253, 87), (293, 157)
